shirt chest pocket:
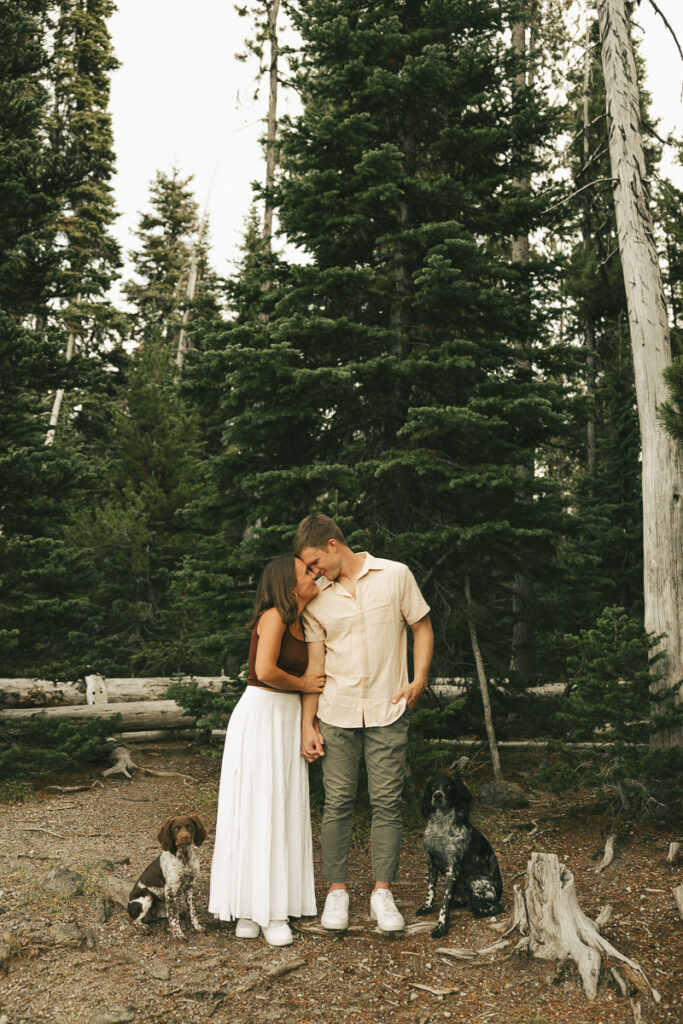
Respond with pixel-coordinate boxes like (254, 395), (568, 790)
(364, 600), (396, 625)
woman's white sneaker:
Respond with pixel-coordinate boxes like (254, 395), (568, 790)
(370, 888), (405, 932)
(235, 917), (260, 939)
(320, 889), (349, 930)
(261, 920), (293, 946)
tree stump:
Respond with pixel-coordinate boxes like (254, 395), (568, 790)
(503, 853), (659, 1003)
(102, 745), (139, 779)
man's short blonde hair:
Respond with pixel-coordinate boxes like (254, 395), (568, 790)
(293, 513), (346, 555)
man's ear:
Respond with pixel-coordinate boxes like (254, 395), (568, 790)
(327, 539), (338, 552)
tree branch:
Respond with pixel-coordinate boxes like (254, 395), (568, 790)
(645, 0), (683, 64)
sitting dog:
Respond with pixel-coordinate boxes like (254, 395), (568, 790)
(416, 775), (503, 938)
(127, 814), (207, 940)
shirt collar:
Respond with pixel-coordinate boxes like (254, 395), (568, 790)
(314, 552), (383, 593)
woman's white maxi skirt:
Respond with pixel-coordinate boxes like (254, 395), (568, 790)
(208, 686), (316, 928)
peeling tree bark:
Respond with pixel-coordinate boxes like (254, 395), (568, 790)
(597, 0), (683, 747)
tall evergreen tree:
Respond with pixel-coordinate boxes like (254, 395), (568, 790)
(45, 0), (125, 446)
(0, 0), (80, 675)
(186, 0), (565, 689)
(124, 168), (217, 358)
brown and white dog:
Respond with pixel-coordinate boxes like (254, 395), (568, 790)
(127, 814), (207, 940)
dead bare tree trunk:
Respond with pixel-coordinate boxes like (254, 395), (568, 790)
(582, 26), (597, 484)
(509, 14), (535, 678)
(464, 574), (503, 783)
(45, 293), (81, 445)
(597, 0), (683, 748)
(175, 211), (206, 371)
(261, 0), (280, 251)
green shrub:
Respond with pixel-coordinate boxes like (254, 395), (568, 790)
(0, 715), (122, 782)
(540, 606), (682, 814)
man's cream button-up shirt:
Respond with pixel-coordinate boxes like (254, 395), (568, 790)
(302, 553), (430, 729)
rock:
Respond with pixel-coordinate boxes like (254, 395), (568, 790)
(88, 1006), (136, 1024)
(0, 939), (13, 975)
(92, 895), (115, 923)
(477, 781), (529, 808)
(41, 867), (84, 897)
(149, 962), (171, 980)
(100, 874), (132, 908)
(48, 922), (95, 948)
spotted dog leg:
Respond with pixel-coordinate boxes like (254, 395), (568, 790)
(431, 866), (458, 939)
(416, 858), (439, 916)
(165, 887), (186, 940)
(186, 888), (203, 932)
(130, 892), (154, 928)
(468, 877), (503, 918)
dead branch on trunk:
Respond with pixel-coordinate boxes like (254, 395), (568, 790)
(595, 834), (616, 873)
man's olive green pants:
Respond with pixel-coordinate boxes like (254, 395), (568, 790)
(318, 712), (409, 883)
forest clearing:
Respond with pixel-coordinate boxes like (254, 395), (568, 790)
(2, 0), (683, 1021)
(0, 742), (680, 1024)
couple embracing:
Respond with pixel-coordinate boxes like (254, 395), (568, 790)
(208, 513), (434, 946)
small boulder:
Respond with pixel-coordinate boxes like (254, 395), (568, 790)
(88, 1006), (135, 1024)
(477, 781), (529, 808)
(149, 962), (171, 981)
(42, 867), (84, 897)
(100, 874), (132, 908)
(49, 922), (95, 948)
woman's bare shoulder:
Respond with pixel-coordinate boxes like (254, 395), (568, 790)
(256, 606), (287, 636)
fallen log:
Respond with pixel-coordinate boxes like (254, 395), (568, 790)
(0, 699), (196, 731)
(88, 675), (237, 703)
(0, 678), (86, 707)
(502, 852), (659, 1002)
(0, 675), (237, 709)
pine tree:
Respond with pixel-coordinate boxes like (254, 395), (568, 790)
(45, 0), (125, 445)
(0, 0), (78, 676)
(124, 168), (218, 358)
(187, 0), (565, 690)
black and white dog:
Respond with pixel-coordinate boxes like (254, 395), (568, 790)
(416, 774), (503, 938)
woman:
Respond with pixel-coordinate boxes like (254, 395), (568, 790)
(208, 555), (324, 946)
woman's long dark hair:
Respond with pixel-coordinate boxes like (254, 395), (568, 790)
(247, 555), (298, 629)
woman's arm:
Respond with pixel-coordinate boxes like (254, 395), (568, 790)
(254, 608), (325, 693)
(301, 640), (326, 761)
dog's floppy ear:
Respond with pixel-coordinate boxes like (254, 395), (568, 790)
(189, 814), (207, 846)
(421, 778), (435, 818)
(157, 817), (176, 851)
(452, 779), (473, 817)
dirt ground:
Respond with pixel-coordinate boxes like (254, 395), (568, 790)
(0, 741), (680, 1024)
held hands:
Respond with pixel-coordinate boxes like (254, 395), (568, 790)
(300, 671), (326, 694)
(300, 721), (325, 763)
(392, 678), (427, 710)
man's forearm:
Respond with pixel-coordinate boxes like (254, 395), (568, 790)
(412, 615), (434, 688)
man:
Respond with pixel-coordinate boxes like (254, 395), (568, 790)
(294, 513), (434, 933)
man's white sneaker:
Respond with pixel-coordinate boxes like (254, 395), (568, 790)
(235, 918), (260, 939)
(320, 889), (349, 931)
(260, 920), (293, 946)
(370, 888), (405, 932)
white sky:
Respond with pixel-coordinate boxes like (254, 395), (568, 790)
(108, 0), (683, 283)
